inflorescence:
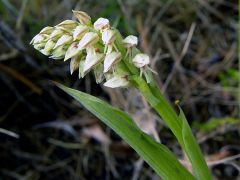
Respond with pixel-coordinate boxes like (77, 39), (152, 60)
(30, 10), (154, 88)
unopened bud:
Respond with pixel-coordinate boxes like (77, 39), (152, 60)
(50, 45), (68, 59)
(122, 35), (138, 48)
(54, 34), (73, 49)
(33, 42), (46, 51)
(30, 34), (48, 45)
(104, 52), (121, 73)
(56, 20), (78, 32)
(72, 10), (91, 25)
(39, 26), (54, 35)
(64, 42), (82, 61)
(94, 18), (110, 31)
(41, 39), (56, 55)
(132, 53), (150, 68)
(83, 52), (104, 73)
(102, 29), (116, 45)
(49, 29), (64, 40)
(103, 75), (129, 88)
(73, 25), (89, 40)
(78, 32), (99, 50)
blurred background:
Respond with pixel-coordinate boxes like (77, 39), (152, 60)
(0, 0), (239, 179)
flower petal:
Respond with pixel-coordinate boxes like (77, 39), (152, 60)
(104, 52), (121, 73)
(78, 32), (99, 50)
(64, 42), (82, 61)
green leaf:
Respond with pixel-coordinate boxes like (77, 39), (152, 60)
(178, 108), (212, 180)
(56, 83), (195, 180)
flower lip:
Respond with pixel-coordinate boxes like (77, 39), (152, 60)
(93, 18), (110, 31)
(132, 53), (150, 68)
(78, 32), (99, 50)
(122, 35), (138, 48)
(72, 10), (91, 25)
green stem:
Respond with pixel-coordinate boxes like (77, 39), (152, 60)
(130, 75), (212, 180)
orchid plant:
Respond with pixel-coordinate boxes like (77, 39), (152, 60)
(30, 10), (212, 180)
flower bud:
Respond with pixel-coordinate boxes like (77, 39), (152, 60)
(64, 42), (82, 61)
(70, 56), (81, 74)
(72, 10), (91, 25)
(41, 39), (56, 55)
(93, 18), (110, 31)
(132, 53), (150, 68)
(39, 26), (54, 35)
(49, 29), (64, 40)
(30, 34), (48, 45)
(73, 25), (89, 41)
(104, 52), (121, 73)
(78, 32), (99, 50)
(50, 45), (68, 59)
(54, 34), (73, 49)
(102, 29), (116, 45)
(83, 52), (104, 73)
(56, 20), (78, 30)
(122, 35), (138, 48)
(33, 42), (46, 51)
(103, 75), (129, 88)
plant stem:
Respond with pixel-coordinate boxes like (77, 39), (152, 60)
(130, 75), (212, 180)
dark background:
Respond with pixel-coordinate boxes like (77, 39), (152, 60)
(0, 0), (239, 179)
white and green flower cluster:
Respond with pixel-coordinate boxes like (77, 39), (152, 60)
(30, 10), (153, 88)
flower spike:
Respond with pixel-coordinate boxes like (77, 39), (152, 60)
(30, 10), (155, 88)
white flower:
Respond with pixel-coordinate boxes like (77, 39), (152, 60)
(83, 52), (104, 73)
(73, 25), (89, 41)
(93, 18), (110, 31)
(102, 29), (115, 45)
(104, 52), (121, 73)
(72, 10), (91, 25)
(103, 75), (129, 88)
(78, 32), (99, 50)
(122, 35), (138, 48)
(53, 34), (73, 49)
(64, 42), (82, 61)
(132, 53), (150, 68)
